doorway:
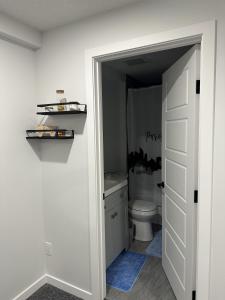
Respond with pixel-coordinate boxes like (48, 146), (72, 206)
(85, 21), (215, 300)
(102, 44), (199, 300)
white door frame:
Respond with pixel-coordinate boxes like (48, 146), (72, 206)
(85, 20), (216, 300)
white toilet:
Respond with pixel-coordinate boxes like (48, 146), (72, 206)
(129, 200), (157, 242)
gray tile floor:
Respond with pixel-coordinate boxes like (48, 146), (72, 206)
(106, 241), (176, 300)
(27, 284), (82, 300)
(129, 240), (150, 254)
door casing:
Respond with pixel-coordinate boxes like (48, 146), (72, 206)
(85, 20), (216, 300)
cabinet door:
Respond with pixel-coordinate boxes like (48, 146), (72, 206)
(121, 187), (129, 249)
(111, 203), (125, 258)
(105, 208), (115, 268)
(105, 186), (129, 268)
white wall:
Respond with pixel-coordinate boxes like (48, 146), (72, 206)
(102, 64), (127, 173)
(36, 0), (225, 298)
(0, 39), (45, 300)
(36, 50), (91, 292)
(40, 116), (89, 292)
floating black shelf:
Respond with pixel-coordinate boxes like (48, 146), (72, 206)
(37, 110), (86, 115)
(26, 102), (85, 140)
(26, 136), (74, 140)
(37, 101), (83, 107)
(26, 130), (74, 140)
(37, 102), (87, 115)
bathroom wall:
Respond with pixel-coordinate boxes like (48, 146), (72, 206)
(128, 86), (162, 210)
(0, 39), (45, 300)
(36, 0), (225, 298)
(102, 64), (127, 174)
(36, 39), (91, 294)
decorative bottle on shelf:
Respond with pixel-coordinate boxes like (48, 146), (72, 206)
(56, 90), (67, 111)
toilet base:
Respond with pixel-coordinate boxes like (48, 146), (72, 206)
(132, 219), (153, 242)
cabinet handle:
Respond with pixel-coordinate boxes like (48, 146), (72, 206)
(111, 212), (118, 219)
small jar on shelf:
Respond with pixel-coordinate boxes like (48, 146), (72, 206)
(56, 90), (67, 111)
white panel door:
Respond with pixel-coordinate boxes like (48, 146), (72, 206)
(162, 45), (200, 300)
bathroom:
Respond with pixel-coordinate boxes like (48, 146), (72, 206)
(102, 45), (196, 300)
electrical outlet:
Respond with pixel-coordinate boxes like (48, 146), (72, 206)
(44, 242), (53, 256)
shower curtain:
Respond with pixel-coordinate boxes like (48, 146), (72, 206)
(127, 86), (162, 209)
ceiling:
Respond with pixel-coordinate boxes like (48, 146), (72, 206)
(104, 45), (193, 87)
(0, 0), (141, 31)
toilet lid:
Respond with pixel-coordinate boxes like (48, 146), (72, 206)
(129, 200), (157, 212)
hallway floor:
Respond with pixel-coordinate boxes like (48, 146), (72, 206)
(27, 284), (82, 300)
(106, 241), (176, 300)
(27, 239), (175, 300)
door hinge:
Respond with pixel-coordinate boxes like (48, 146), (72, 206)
(103, 193), (106, 200)
(194, 190), (198, 204)
(196, 80), (200, 94)
(192, 290), (196, 300)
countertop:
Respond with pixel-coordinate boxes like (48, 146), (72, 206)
(104, 174), (128, 197)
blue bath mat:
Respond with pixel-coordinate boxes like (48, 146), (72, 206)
(146, 229), (162, 258)
(106, 251), (147, 292)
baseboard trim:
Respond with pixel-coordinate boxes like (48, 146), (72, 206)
(12, 274), (92, 300)
(12, 275), (47, 300)
(46, 274), (92, 300)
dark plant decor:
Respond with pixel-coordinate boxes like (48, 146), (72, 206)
(128, 147), (161, 174)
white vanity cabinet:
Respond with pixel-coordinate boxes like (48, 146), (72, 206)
(105, 185), (128, 268)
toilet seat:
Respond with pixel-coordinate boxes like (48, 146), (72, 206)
(129, 200), (157, 212)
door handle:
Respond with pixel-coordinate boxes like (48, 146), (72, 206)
(157, 182), (165, 189)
